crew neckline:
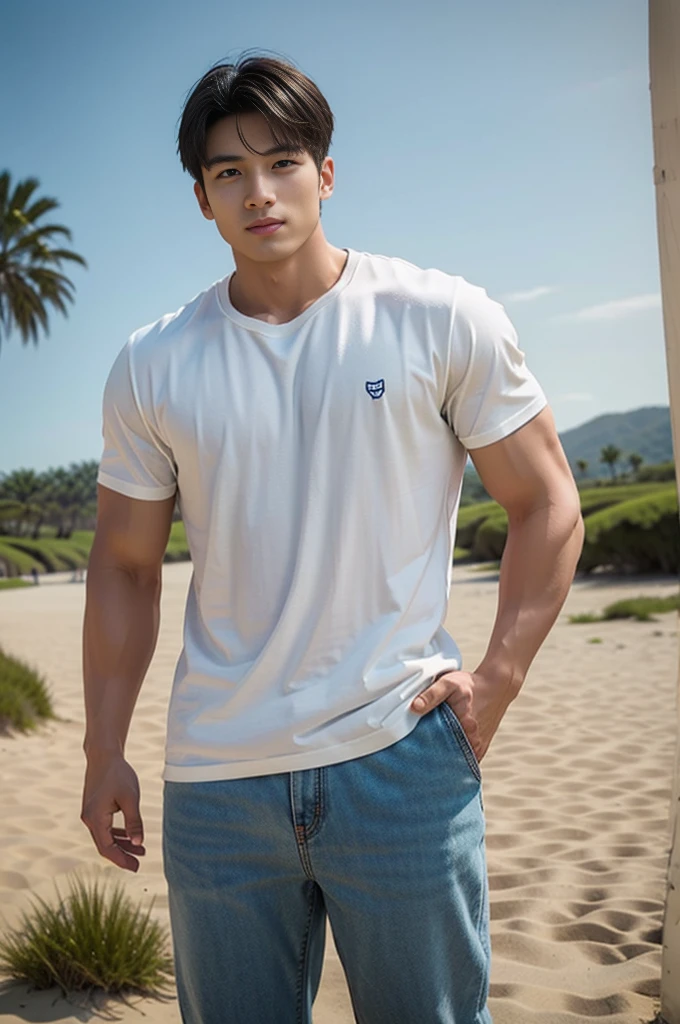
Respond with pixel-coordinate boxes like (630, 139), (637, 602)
(217, 247), (360, 336)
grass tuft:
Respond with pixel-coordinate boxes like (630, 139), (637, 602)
(0, 875), (174, 997)
(568, 593), (679, 624)
(0, 645), (55, 734)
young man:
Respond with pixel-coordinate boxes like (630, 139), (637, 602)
(81, 53), (585, 1024)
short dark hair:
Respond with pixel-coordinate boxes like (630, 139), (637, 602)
(177, 50), (335, 191)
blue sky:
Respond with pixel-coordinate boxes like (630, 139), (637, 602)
(0, 0), (667, 476)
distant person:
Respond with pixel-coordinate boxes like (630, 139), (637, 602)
(81, 52), (585, 1023)
(31, 566), (39, 585)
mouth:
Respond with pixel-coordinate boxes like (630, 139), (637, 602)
(246, 220), (284, 236)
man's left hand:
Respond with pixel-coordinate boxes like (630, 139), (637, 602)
(410, 668), (515, 764)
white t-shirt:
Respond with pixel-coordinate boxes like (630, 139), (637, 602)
(98, 247), (548, 782)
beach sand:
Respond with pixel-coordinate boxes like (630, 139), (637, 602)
(0, 559), (677, 1023)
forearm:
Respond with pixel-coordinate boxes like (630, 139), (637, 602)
(475, 501), (585, 696)
(82, 562), (161, 759)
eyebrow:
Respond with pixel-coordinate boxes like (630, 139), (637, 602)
(205, 144), (303, 168)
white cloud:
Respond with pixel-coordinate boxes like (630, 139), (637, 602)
(502, 285), (557, 303)
(564, 294), (661, 322)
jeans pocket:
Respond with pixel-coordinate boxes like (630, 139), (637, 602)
(438, 701), (482, 784)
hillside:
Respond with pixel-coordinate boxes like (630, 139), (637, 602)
(462, 405), (673, 504)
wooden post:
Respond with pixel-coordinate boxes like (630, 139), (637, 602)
(649, 2), (680, 1021)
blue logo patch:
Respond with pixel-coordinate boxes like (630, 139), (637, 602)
(365, 379), (385, 400)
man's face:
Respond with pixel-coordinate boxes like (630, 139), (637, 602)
(194, 111), (334, 260)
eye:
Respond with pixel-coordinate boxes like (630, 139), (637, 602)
(217, 159), (297, 179)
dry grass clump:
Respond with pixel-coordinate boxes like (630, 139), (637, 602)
(569, 592), (680, 624)
(0, 644), (55, 733)
(0, 876), (174, 997)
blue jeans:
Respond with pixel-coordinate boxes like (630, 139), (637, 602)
(162, 703), (493, 1023)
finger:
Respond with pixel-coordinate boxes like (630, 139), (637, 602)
(111, 826), (143, 837)
(87, 819), (142, 872)
(411, 683), (442, 712)
(111, 827), (147, 854)
(118, 793), (144, 848)
(411, 677), (466, 713)
(113, 839), (147, 855)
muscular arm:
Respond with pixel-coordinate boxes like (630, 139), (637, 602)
(83, 484), (175, 755)
(412, 406), (585, 762)
(469, 404), (585, 692)
(81, 484), (175, 870)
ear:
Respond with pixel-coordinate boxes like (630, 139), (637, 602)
(194, 180), (215, 221)
(319, 156), (335, 202)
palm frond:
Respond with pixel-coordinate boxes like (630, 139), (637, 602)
(0, 172), (86, 354)
(3, 271), (49, 346)
(3, 224), (75, 258)
(38, 247), (87, 268)
(0, 171), (9, 219)
(23, 197), (61, 223)
(9, 178), (42, 213)
(25, 266), (74, 316)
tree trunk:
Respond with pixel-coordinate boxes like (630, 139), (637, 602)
(649, 2), (680, 1020)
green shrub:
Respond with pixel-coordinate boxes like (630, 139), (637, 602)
(0, 538), (41, 577)
(0, 646), (55, 733)
(581, 488), (679, 574)
(1, 538), (68, 572)
(0, 579), (31, 591)
(36, 538), (89, 570)
(0, 876), (174, 997)
(453, 483), (679, 574)
(470, 507), (509, 561)
(577, 481), (675, 518)
(455, 501), (499, 550)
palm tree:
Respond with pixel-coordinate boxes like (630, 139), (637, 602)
(0, 468), (44, 536)
(628, 452), (643, 481)
(599, 443), (621, 482)
(0, 171), (87, 353)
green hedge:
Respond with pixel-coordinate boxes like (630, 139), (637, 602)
(455, 501), (501, 550)
(576, 482), (672, 517)
(1, 483), (678, 578)
(580, 487), (680, 574)
(0, 538), (42, 576)
(457, 482), (679, 574)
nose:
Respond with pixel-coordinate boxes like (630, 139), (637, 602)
(245, 173), (276, 209)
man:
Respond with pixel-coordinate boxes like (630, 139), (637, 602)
(81, 52), (585, 1024)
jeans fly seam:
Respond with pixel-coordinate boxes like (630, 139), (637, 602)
(305, 768), (326, 840)
(290, 773), (316, 879)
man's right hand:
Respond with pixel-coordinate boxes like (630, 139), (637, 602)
(81, 754), (146, 872)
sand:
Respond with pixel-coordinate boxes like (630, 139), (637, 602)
(0, 559), (677, 1023)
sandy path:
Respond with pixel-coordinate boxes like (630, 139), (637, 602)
(0, 560), (677, 1023)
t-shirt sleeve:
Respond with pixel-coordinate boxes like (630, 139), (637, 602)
(97, 341), (178, 501)
(441, 278), (549, 450)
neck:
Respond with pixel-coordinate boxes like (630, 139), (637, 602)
(228, 224), (347, 325)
